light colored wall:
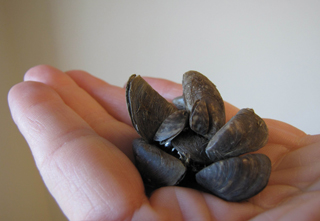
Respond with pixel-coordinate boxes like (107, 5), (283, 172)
(1, 1), (67, 220)
(1, 0), (319, 220)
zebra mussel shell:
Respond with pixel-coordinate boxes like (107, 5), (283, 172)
(196, 153), (271, 201)
(126, 71), (271, 201)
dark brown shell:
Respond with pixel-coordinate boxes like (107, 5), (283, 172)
(190, 99), (209, 136)
(133, 138), (186, 187)
(182, 71), (225, 138)
(195, 153), (271, 201)
(126, 72), (271, 202)
(154, 110), (189, 145)
(126, 75), (177, 142)
(205, 108), (268, 162)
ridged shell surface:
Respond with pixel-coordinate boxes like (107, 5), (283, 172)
(195, 153), (271, 201)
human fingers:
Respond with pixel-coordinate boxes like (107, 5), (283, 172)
(66, 71), (311, 168)
(133, 186), (263, 221)
(253, 119), (308, 172)
(66, 69), (133, 126)
(24, 65), (137, 160)
(66, 72), (239, 126)
(264, 119), (306, 147)
(269, 135), (320, 184)
(250, 135), (320, 215)
(253, 119), (306, 164)
(8, 81), (145, 220)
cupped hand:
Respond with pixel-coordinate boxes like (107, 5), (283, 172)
(8, 65), (320, 220)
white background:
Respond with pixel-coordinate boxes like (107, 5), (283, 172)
(1, 1), (319, 220)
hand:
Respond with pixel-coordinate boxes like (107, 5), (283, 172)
(8, 65), (320, 220)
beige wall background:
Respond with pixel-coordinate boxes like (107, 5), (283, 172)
(1, 0), (319, 220)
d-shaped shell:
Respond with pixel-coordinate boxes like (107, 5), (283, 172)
(206, 108), (268, 162)
(132, 138), (186, 187)
(183, 71), (225, 138)
(154, 110), (189, 145)
(126, 75), (177, 142)
(195, 153), (271, 201)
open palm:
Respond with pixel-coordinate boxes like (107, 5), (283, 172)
(8, 65), (320, 220)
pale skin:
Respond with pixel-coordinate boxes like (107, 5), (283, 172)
(8, 65), (320, 221)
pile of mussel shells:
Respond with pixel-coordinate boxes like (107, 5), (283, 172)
(126, 71), (271, 202)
